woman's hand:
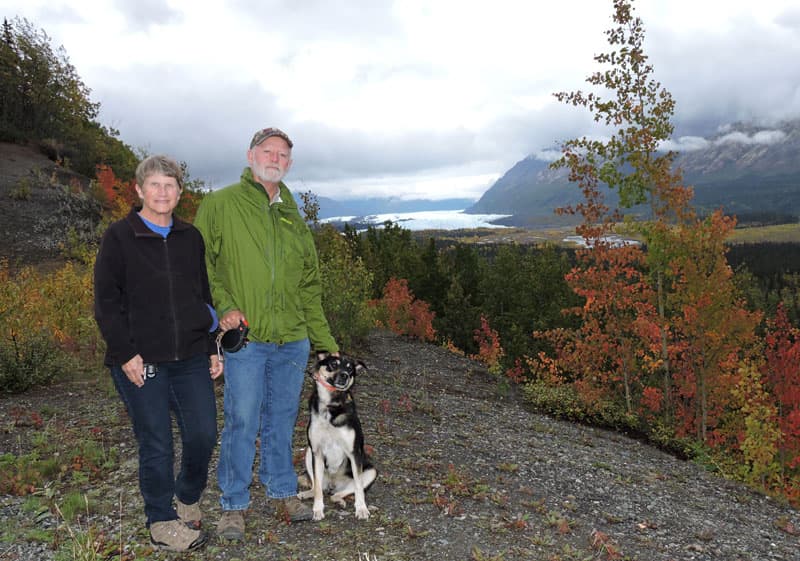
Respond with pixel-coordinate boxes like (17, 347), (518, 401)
(209, 354), (224, 380)
(122, 354), (146, 387)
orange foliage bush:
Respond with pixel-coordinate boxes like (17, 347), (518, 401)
(95, 164), (137, 222)
(763, 304), (800, 472)
(370, 277), (436, 342)
(469, 315), (504, 376)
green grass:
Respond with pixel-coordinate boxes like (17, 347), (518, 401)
(59, 492), (89, 521)
(729, 223), (800, 243)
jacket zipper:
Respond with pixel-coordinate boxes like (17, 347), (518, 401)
(164, 237), (181, 360)
(268, 203), (279, 342)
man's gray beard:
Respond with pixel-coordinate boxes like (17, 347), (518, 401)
(252, 163), (285, 184)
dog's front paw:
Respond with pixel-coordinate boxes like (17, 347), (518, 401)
(313, 508), (325, 521)
(355, 505), (370, 520)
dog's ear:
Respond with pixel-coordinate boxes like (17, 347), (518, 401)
(354, 360), (367, 376)
(315, 351), (330, 365)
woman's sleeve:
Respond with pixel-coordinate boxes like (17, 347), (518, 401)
(93, 228), (137, 365)
(198, 231), (218, 356)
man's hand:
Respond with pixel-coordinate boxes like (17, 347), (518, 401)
(316, 351), (340, 361)
(121, 354), (146, 387)
(220, 310), (246, 331)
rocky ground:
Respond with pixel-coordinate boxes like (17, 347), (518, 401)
(1, 329), (799, 561)
(0, 141), (98, 268)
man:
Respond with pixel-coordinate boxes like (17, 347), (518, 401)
(194, 128), (338, 540)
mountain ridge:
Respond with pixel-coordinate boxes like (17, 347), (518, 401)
(467, 119), (800, 226)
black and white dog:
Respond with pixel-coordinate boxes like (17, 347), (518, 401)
(298, 354), (377, 520)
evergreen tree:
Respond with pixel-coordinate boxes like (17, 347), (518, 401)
(361, 221), (421, 299)
(412, 238), (449, 316)
(0, 17), (137, 178)
(0, 18), (22, 140)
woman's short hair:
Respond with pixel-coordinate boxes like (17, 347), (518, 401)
(135, 155), (184, 190)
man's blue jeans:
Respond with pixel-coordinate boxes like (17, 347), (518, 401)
(111, 353), (217, 525)
(218, 338), (310, 511)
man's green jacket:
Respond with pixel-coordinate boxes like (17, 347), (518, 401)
(194, 168), (338, 353)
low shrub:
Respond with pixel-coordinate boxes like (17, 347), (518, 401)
(318, 233), (375, 351)
(0, 259), (102, 394)
(0, 331), (75, 394)
(523, 381), (589, 422)
(523, 380), (641, 434)
(9, 177), (31, 200)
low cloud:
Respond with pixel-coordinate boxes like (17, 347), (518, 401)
(299, 169), (499, 202)
(716, 130), (787, 145)
(660, 136), (710, 152)
(532, 149), (563, 162)
(660, 129), (787, 153)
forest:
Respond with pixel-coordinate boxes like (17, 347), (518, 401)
(3, 0), (800, 513)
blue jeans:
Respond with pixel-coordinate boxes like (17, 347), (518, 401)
(111, 354), (217, 525)
(218, 338), (310, 510)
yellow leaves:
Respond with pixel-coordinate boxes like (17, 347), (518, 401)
(0, 259), (101, 364)
(734, 362), (783, 489)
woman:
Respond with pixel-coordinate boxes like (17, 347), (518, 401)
(94, 155), (222, 551)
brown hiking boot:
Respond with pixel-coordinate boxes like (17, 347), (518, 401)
(276, 496), (313, 522)
(216, 510), (245, 541)
(150, 519), (207, 551)
(176, 498), (202, 529)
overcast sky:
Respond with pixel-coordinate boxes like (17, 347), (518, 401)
(5, 0), (800, 201)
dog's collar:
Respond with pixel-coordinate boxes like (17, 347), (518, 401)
(314, 372), (339, 393)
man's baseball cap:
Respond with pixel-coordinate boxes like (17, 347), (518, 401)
(250, 127), (293, 149)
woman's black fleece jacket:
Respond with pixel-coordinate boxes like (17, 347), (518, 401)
(94, 208), (216, 367)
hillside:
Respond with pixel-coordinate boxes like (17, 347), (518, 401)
(0, 142), (99, 267)
(2, 329), (799, 560)
(468, 120), (800, 226)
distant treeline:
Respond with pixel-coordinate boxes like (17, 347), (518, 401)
(727, 242), (800, 324)
(347, 222), (800, 366)
(727, 242), (800, 278)
(729, 212), (798, 227)
(332, 222), (580, 361)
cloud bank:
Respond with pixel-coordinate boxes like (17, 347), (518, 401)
(4, 0), (800, 201)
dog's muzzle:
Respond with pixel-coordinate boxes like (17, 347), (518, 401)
(332, 372), (353, 390)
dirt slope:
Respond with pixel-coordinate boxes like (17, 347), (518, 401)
(0, 142), (97, 267)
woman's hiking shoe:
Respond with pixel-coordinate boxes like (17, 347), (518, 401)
(216, 510), (245, 541)
(150, 519), (207, 551)
(176, 499), (202, 529)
